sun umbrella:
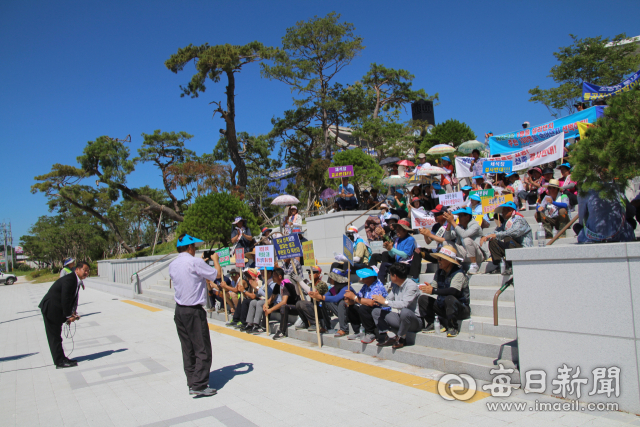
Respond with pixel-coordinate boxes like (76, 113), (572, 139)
(379, 157), (400, 166)
(458, 140), (485, 154)
(426, 144), (456, 155)
(381, 175), (408, 186)
(416, 166), (450, 176)
(271, 194), (300, 206)
(397, 160), (415, 167)
(319, 188), (337, 200)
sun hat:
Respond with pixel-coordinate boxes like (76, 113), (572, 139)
(395, 188), (404, 195)
(232, 217), (243, 224)
(432, 183), (442, 190)
(469, 194), (482, 202)
(246, 268), (260, 278)
(63, 258), (75, 266)
(261, 227), (272, 234)
(493, 201), (518, 215)
(546, 179), (561, 189)
(412, 197), (421, 202)
(473, 175), (484, 180)
(418, 153), (427, 159)
(356, 268), (378, 279)
(431, 245), (461, 266)
(227, 268), (240, 276)
(387, 214), (400, 222)
(556, 162), (571, 170)
(393, 219), (412, 231)
(177, 234), (204, 248)
(452, 207), (473, 216)
(380, 203), (389, 209)
(289, 205), (298, 210)
(461, 186), (472, 191)
(528, 167), (542, 175)
(328, 268), (349, 283)
(441, 156), (451, 162)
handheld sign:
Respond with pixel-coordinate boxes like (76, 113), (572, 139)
(343, 234), (354, 265)
(470, 189), (494, 199)
(302, 241), (316, 266)
(255, 245), (275, 268)
(370, 241), (385, 254)
(273, 234), (303, 260)
(411, 209), (437, 230)
(215, 247), (231, 267)
(235, 248), (245, 268)
(482, 194), (514, 214)
(484, 160), (513, 174)
(329, 165), (354, 179)
(438, 191), (464, 207)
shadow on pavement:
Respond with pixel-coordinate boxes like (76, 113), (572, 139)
(209, 362), (254, 390)
(75, 348), (127, 362)
(0, 313), (41, 324)
(0, 352), (39, 362)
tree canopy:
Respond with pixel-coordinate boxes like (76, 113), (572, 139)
(418, 119), (476, 155)
(326, 149), (384, 200)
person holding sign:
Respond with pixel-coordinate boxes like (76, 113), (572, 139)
(330, 226), (371, 273)
(231, 217), (254, 251)
(244, 267), (276, 335)
(295, 266), (329, 333)
(169, 234), (222, 397)
(265, 268), (301, 340)
(535, 179), (571, 238)
(233, 269), (263, 331)
(447, 207), (484, 275)
(369, 219), (416, 283)
(336, 177), (357, 211)
(309, 268), (353, 338)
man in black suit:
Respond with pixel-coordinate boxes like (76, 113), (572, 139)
(39, 261), (91, 368)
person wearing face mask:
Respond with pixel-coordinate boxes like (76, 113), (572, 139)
(330, 226), (371, 273)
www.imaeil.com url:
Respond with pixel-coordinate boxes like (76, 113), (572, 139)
(486, 400), (619, 412)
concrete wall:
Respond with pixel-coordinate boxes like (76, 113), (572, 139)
(508, 242), (640, 415)
(305, 210), (381, 263)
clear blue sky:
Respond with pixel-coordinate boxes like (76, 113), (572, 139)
(1, 0), (638, 241)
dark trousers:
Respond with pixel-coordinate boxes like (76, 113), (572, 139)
(279, 304), (299, 336)
(489, 236), (522, 266)
(355, 304), (376, 334)
(174, 305), (212, 391)
(296, 300), (321, 327)
(323, 300), (353, 332)
(41, 310), (65, 364)
(233, 296), (253, 324)
(418, 295), (470, 329)
(372, 308), (423, 337)
(337, 197), (358, 210)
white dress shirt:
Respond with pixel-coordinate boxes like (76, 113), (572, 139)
(70, 273), (83, 317)
(169, 253), (219, 306)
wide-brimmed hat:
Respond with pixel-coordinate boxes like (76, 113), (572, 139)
(469, 194), (482, 202)
(528, 167), (542, 175)
(232, 217), (244, 224)
(393, 219), (412, 231)
(227, 268), (240, 276)
(547, 179), (561, 189)
(64, 258), (75, 266)
(432, 245), (461, 265)
(387, 214), (400, 222)
(261, 227), (272, 234)
(493, 201), (518, 215)
(246, 268), (260, 278)
(177, 234), (204, 248)
(328, 268), (349, 283)
(556, 162), (571, 170)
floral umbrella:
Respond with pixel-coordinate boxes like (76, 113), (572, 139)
(271, 194), (300, 206)
(319, 188), (337, 200)
(458, 140), (485, 154)
(381, 175), (408, 186)
(416, 166), (450, 176)
(426, 144), (456, 155)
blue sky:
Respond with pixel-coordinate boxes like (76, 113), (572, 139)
(1, 0), (638, 241)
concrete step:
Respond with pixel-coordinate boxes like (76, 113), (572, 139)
(158, 279), (170, 287)
(287, 326), (519, 383)
(471, 286), (514, 302)
(135, 293), (176, 310)
(150, 283), (171, 291)
(141, 287), (175, 300)
(471, 300), (515, 320)
(418, 273), (507, 287)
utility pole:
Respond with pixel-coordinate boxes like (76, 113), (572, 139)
(1, 222), (7, 273)
(9, 222), (13, 272)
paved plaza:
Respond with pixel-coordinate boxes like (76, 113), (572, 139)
(1, 279), (639, 427)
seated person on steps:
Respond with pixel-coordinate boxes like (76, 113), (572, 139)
(343, 268), (390, 344)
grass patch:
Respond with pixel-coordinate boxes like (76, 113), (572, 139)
(114, 241), (177, 259)
(27, 270), (60, 283)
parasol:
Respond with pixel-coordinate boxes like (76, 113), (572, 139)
(381, 175), (408, 186)
(271, 194), (300, 206)
(416, 166), (450, 176)
(396, 160), (415, 167)
(319, 188), (337, 200)
(458, 140), (485, 154)
(426, 144), (456, 155)
(379, 157), (400, 166)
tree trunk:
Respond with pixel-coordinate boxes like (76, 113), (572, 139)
(224, 71), (248, 188)
(116, 184), (184, 222)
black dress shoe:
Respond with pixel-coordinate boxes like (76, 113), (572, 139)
(56, 360), (77, 369)
(65, 358), (77, 364)
(377, 336), (398, 347)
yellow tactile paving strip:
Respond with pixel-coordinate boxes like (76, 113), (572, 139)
(121, 300), (163, 312)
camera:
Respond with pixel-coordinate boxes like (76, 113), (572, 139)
(203, 250), (214, 259)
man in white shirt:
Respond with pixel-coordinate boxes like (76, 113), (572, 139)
(169, 234), (222, 397)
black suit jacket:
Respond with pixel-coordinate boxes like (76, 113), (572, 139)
(39, 273), (79, 324)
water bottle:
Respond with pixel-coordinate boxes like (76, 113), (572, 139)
(468, 319), (475, 339)
(537, 223), (546, 247)
(434, 316), (440, 334)
(500, 258), (506, 274)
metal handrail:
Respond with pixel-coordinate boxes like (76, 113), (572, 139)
(546, 215), (579, 246)
(344, 201), (384, 233)
(130, 252), (176, 282)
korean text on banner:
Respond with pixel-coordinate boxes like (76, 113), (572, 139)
(273, 234), (303, 261)
(411, 208), (437, 230)
(328, 165), (354, 179)
(215, 247), (231, 267)
(470, 189), (494, 199)
(488, 107), (603, 154)
(438, 191), (464, 207)
(343, 235), (354, 265)
(255, 245), (275, 268)
(455, 156), (488, 179)
(484, 132), (565, 172)
(583, 69), (640, 101)
(302, 241), (316, 266)
(482, 194), (514, 214)
(483, 161), (512, 174)
(235, 248), (245, 268)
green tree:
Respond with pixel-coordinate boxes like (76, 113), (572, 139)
(528, 33), (640, 118)
(570, 83), (640, 198)
(326, 149), (384, 200)
(165, 42), (272, 188)
(262, 12), (365, 159)
(418, 119), (476, 156)
(178, 193), (259, 248)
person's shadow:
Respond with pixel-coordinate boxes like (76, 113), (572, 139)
(209, 362), (254, 390)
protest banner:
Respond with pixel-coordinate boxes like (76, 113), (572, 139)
(302, 241), (316, 266)
(438, 191), (464, 207)
(273, 234), (303, 260)
(480, 133), (564, 172)
(455, 156), (488, 179)
(482, 194), (514, 214)
(328, 165), (354, 179)
(215, 247), (231, 267)
(255, 245), (275, 268)
(583, 69), (640, 101)
(370, 241), (385, 254)
(235, 248), (245, 268)
(343, 234), (354, 265)
(488, 108), (604, 154)
(483, 160), (512, 174)
(470, 189), (494, 199)
(411, 208), (437, 230)
(473, 215), (484, 226)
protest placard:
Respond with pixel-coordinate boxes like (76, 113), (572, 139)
(255, 245), (275, 268)
(328, 165), (354, 179)
(215, 247), (231, 267)
(482, 194), (514, 214)
(273, 234), (303, 260)
(235, 248), (245, 268)
(411, 208), (437, 230)
(484, 160), (513, 174)
(438, 191), (464, 207)
(470, 189), (494, 199)
(343, 234), (354, 265)
(370, 241), (385, 254)
(302, 241), (316, 266)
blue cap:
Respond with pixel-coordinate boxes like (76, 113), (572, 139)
(557, 162), (571, 170)
(469, 194), (482, 202)
(432, 183), (441, 190)
(461, 186), (472, 191)
(232, 217), (244, 224)
(442, 156), (451, 162)
(356, 268), (378, 279)
(64, 258), (75, 266)
(506, 172), (518, 178)
(395, 188), (404, 195)
(473, 175), (484, 180)
(265, 266), (274, 271)
(452, 207), (473, 216)
(176, 234), (205, 248)
(494, 201), (518, 215)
